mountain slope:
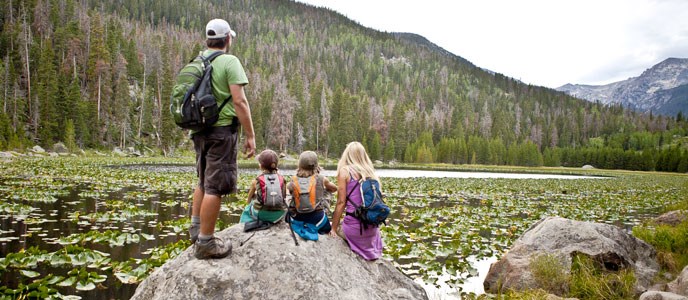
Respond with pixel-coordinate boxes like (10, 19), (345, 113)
(557, 58), (688, 116)
(655, 83), (688, 116)
(0, 0), (682, 161)
(391, 32), (475, 67)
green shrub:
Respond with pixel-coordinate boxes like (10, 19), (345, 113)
(529, 253), (569, 295)
(568, 254), (636, 300)
(500, 289), (552, 300)
(633, 221), (688, 271)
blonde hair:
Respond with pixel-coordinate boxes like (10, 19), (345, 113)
(337, 141), (379, 182)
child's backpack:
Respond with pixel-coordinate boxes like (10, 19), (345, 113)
(256, 174), (286, 210)
(346, 178), (391, 231)
(291, 175), (325, 213)
(169, 51), (230, 131)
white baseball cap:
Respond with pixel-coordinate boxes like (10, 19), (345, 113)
(205, 19), (236, 39)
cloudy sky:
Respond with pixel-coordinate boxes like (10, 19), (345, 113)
(295, 0), (688, 89)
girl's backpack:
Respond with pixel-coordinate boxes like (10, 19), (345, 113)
(256, 174), (286, 210)
(291, 175), (325, 213)
(346, 178), (391, 232)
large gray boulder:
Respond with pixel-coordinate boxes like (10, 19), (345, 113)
(668, 265), (688, 296)
(131, 222), (426, 300)
(654, 210), (687, 227)
(483, 217), (659, 295)
(52, 142), (69, 154)
(640, 291), (688, 300)
(31, 145), (46, 153)
(113, 147), (127, 157)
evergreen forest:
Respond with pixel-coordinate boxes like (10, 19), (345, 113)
(1, 0), (687, 172)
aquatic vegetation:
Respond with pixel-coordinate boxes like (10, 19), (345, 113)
(0, 156), (687, 299)
(113, 239), (191, 284)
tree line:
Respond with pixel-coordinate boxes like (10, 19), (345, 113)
(0, 0), (686, 172)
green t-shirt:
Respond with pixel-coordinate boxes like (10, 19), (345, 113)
(202, 49), (249, 127)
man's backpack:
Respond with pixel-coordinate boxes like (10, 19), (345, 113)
(291, 175), (325, 213)
(256, 174), (286, 210)
(170, 51), (230, 131)
(346, 178), (390, 232)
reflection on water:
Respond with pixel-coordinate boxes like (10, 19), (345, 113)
(0, 181), (242, 300)
(0, 164), (605, 300)
(413, 256), (495, 300)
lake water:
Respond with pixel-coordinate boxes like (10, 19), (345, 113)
(133, 164), (604, 180)
(0, 164), (605, 300)
(246, 167), (603, 180)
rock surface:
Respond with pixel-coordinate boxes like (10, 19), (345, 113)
(640, 291), (688, 300)
(52, 142), (69, 153)
(131, 222), (426, 300)
(31, 145), (45, 153)
(483, 217), (659, 295)
(668, 265), (688, 296)
(654, 210), (687, 227)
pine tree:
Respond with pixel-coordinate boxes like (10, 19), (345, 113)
(383, 137), (395, 162)
(368, 132), (381, 161)
(416, 144), (433, 163)
(64, 119), (76, 151)
(332, 92), (356, 155)
(36, 39), (59, 146)
(677, 151), (688, 173)
(0, 112), (9, 149)
(86, 12), (110, 144)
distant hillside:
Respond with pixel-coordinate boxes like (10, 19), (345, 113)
(391, 32), (475, 67)
(557, 58), (688, 116)
(0, 0), (684, 166)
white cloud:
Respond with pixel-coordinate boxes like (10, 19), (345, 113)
(295, 0), (688, 88)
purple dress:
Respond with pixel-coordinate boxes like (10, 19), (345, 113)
(342, 171), (383, 260)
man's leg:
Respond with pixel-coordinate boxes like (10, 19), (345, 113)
(194, 193), (231, 259)
(193, 126), (235, 259)
(190, 133), (205, 243)
(189, 186), (204, 243)
(198, 193), (221, 236)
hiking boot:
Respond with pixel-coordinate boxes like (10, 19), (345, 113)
(189, 224), (200, 243)
(194, 236), (232, 259)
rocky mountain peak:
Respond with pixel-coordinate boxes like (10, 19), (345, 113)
(556, 57), (688, 116)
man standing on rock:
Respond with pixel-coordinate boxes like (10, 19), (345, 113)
(188, 19), (256, 259)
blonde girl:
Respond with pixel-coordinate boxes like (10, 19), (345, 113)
(330, 142), (383, 260)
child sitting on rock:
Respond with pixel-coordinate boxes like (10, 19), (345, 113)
(286, 151), (337, 238)
(240, 149), (287, 228)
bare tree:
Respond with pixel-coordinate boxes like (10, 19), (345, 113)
(20, 4), (33, 133)
(479, 101), (492, 137)
(318, 86), (330, 153)
(269, 77), (296, 152)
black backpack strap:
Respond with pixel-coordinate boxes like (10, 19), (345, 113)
(255, 174), (264, 203)
(201, 50), (225, 64)
(344, 180), (368, 235)
(199, 51), (232, 119)
(345, 180), (359, 208)
(285, 213), (299, 246)
(344, 180), (362, 234)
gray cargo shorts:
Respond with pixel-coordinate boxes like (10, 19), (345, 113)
(192, 125), (238, 196)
